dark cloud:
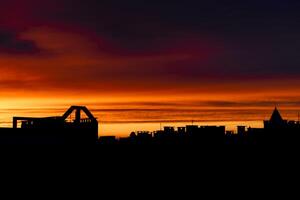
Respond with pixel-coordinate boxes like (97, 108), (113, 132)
(0, 29), (41, 55)
(51, 0), (300, 76)
(2, 0), (300, 81)
(57, 0), (300, 39)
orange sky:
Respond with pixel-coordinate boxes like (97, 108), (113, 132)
(1, 1), (300, 127)
(0, 27), (300, 115)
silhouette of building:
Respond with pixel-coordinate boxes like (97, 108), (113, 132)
(164, 127), (175, 134)
(118, 125), (226, 145)
(237, 126), (246, 135)
(0, 106), (98, 144)
(264, 107), (288, 129)
(178, 127), (186, 135)
(99, 136), (117, 145)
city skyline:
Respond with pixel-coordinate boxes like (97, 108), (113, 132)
(1, 1), (300, 130)
(1, 105), (298, 145)
(0, 105), (298, 137)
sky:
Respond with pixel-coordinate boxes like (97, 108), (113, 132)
(1, 0), (300, 131)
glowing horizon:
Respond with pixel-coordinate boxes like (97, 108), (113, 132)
(1, 1), (300, 137)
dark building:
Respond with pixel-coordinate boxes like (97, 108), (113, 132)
(164, 127), (175, 134)
(186, 125), (199, 134)
(237, 126), (246, 135)
(245, 107), (300, 145)
(264, 107), (288, 129)
(0, 106), (98, 144)
(99, 136), (117, 145)
(178, 127), (186, 135)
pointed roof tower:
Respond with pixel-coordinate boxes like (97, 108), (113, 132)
(270, 107), (284, 123)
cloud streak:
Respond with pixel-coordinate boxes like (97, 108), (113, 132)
(0, 29), (41, 55)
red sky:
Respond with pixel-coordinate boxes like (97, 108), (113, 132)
(1, 0), (300, 123)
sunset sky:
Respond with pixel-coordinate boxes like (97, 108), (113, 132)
(1, 0), (300, 135)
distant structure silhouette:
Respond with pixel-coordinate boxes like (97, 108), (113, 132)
(264, 107), (286, 129)
(99, 107), (300, 146)
(0, 106), (98, 144)
(0, 106), (299, 145)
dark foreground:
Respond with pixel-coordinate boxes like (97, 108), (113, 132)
(0, 127), (299, 146)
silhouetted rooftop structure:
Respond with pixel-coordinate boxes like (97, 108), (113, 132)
(0, 106), (98, 144)
(264, 107), (288, 129)
(270, 107), (283, 123)
(237, 126), (246, 135)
